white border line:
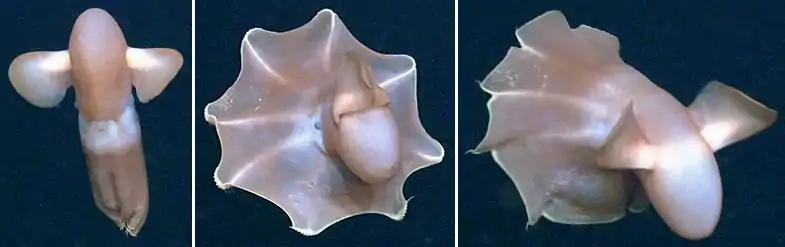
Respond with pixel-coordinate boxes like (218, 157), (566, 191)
(453, 0), (459, 246)
(191, 0), (197, 245)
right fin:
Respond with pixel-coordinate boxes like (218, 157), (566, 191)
(596, 103), (658, 170)
(329, 52), (390, 125)
(8, 50), (73, 108)
(688, 81), (777, 151)
(322, 52), (391, 156)
(126, 47), (184, 103)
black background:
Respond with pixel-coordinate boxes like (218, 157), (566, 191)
(195, 1), (454, 247)
(0, 0), (192, 246)
(460, 1), (785, 246)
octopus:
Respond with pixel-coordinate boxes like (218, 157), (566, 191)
(470, 10), (776, 240)
(203, 9), (444, 235)
(7, 8), (184, 236)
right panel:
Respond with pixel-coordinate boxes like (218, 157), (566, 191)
(459, 1), (784, 246)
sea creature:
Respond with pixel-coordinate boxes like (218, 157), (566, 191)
(8, 8), (183, 236)
(203, 9), (444, 235)
(470, 10), (776, 240)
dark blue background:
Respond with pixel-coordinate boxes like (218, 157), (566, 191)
(460, 1), (785, 246)
(195, 1), (454, 247)
(0, 1), (192, 246)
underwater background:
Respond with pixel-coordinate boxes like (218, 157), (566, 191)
(460, 1), (785, 246)
(195, 1), (454, 247)
(0, 0), (192, 246)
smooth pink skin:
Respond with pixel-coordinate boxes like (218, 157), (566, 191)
(84, 134), (149, 237)
(633, 82), (776, 239)
(472, 10), (776, 240)
(7, 8), (183, 236)
(13, 8), (151, 236)
(71, 9), (182, 236)
(630, 90), (723, 240)
(69, 8), (133, 119)
(204, 9), (444, 236)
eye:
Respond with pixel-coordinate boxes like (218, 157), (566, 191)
(314, 120), (322, 130)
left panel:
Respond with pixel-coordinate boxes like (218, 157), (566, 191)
(0, 0), (192, 246)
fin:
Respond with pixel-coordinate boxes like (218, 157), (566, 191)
(126, 47), (184, 103)
(330, 52), (390, 124)
(7, 50), (73, 108)
(322, 52), (392, 162)
(514, 10), (622, 67)
(596, 103), (657, 170)
(688, 81), (777, 151)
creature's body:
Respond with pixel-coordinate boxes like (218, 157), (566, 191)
(204, 9), (444, 236)
(472, 10), (776, 240)
(8, 8), (183, 236)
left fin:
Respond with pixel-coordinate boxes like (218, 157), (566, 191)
(688, 81), (777, 151)
(8, 50), (73, 108)
(330, 52), (390, 124)
(126, 47), (184, 103)
(596, 103), (658, 170)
